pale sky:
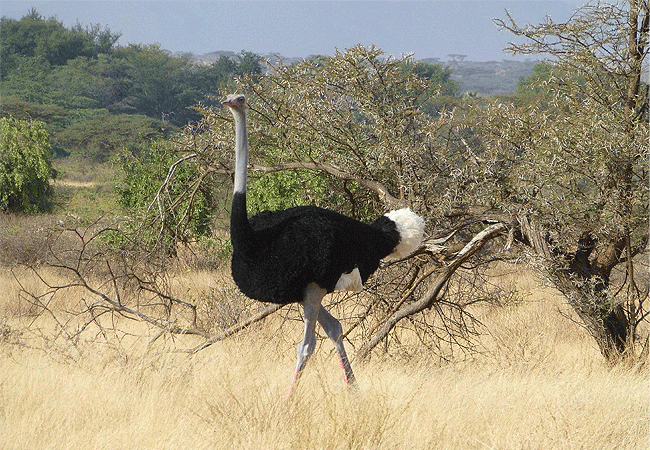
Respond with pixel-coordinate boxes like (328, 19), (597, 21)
(2, 1), (587, 61)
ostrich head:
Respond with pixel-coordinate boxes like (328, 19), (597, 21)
(222, 94), (247, 114)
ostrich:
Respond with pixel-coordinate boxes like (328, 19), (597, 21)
(222, 93), (425, 387)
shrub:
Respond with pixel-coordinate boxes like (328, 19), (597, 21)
(0, 116), (54, 212)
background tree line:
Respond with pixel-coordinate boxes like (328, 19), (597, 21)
(0, 8), (264, 163)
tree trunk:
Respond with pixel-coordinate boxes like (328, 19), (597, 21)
(552, 270), (630, 360)
(517, 216), (631, 361)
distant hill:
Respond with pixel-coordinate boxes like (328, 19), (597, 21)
(175, 50), (305, 68)
(181, 51), (540, 95)
(422, 58), (540, 95)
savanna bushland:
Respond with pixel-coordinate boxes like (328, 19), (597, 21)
(1, 2), (648, 449)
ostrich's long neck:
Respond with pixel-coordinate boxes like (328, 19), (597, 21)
(230, 110), (253, 250)
(233, 110), (249, 194)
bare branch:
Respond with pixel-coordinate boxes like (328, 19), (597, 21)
(185, 303), (284, 353)
(355, 222), (507, 361)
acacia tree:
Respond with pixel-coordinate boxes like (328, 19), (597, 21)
(207, 45), (469, 218)
(474, 0), (649, 361)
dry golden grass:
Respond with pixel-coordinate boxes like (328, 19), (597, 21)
(1, 266), (648, 450)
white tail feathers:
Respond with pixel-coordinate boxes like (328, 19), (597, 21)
(384, 208), (425, 260)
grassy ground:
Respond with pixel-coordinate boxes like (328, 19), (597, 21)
(1, 264), (648, 450)
(51, 158), (119, 218)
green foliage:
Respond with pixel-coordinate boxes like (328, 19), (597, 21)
(192, 52), (263, 101)
(247, 169), (339, 214)
(402, 60), (460, 116)
(54, 113), (174, 162)
(113, 44), (201, 124)
(46, 54), (130, 111)
(0, 9), (120, 77)
(235, 51), (263, 80)
(115, 139), (215, 241)
(192, 56), (238, 99)
(0, 97), (67, 128)
(0, 55), (52, 103)
(1, 10), (263, 135)
(0, 116), (54, 212)
(514, 62), (583, 108)
(406, 61), (458, 94)
(516, 62), (553, 97)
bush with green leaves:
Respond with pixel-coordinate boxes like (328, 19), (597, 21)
(0, 9), (120, 78)
(246, 169), (333, 214)
(0, 116), (54, 212)
(115, 138), (216, 247)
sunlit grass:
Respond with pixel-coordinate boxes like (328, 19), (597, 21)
(1, 265), (648, 449)
(51, 159), (119, 218)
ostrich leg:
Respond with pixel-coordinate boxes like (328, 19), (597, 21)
(291, 283), (325, 388)
(317, 305), (356, 385)
(290, 283), (357, 391)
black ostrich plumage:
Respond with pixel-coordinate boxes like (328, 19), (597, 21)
(230, 192), (400, 304)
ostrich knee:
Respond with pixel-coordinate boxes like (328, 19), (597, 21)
(318, 305), (344, 347)
(318, 305), (356, 385)
(295, 333), (316, 372)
